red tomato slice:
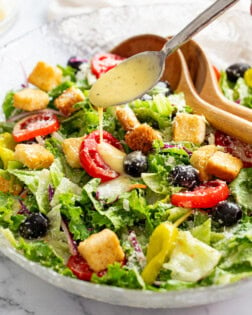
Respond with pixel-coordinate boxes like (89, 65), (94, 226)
(67, 255), (93, 281)
(13, 112), (60, 142)
(79, 130), (123, 182)
(215, 130), (252, 168)
(91, 53), (125, 78)
(212, 65), (221, 82)
(171, 180), (229, 209)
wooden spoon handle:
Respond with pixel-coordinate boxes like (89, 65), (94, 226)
(177, 49), (252, 145)
(200, 63), (252, 122)
(180, 39), (252, 122)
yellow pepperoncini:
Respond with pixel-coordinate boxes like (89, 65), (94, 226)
(0, 133), (16, 169)
(141, 210), (193, 284)
(244, 68), (252, 88)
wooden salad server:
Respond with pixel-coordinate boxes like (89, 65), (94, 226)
(110, 34), (252, 144)
(179, 39), (252, 122)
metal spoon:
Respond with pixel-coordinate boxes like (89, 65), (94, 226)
(89, 0), (239, 108)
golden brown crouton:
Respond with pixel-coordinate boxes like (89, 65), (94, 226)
(13, 88), (49, 111)
(62, 137), (85, 168)
(0, 176), (22, 195)
(190, 145), (218, 181)
(54, 87), (85, 116)
(125, 124), (161, 154)
(28, 61), (62, 92)
(206, 151), (243, 182)
(78, 229), (125, 272)
(116, 106), (140, 131)
(173, 113), (206, 144)
(14, 144), (54, 169)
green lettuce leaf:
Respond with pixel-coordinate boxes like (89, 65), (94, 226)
(45, 205), (71, 263)
(191, 218), (211, 245)
(229, 168), (252, 213)
(92, 262), (145, 289)
(45, 137), (90, 186)
(0, 192), (25, 232)
(2, 91), (15, 119)
(16, 237), (73, 276)
(9, 169), (51, 213)
(214, 221), (252, 273)
(48, 81), (74, 101)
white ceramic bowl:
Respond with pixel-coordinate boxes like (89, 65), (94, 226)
(0, 2), (252, 308)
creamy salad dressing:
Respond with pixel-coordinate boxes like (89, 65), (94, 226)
(98, 107), (103, 143)
(89, 53), (161, 108)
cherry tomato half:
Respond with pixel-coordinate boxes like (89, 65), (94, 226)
(212, 65), (221, 82)
(171, 180), (229, 209)
(79, 130), (123, 182)
(67, 255), (93, 281)
(91, 53), (125, 78)
(13, 111), (60, 142)
(215, 130), (252, 168)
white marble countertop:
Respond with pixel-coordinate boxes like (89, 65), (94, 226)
(0, 0), (252, 314)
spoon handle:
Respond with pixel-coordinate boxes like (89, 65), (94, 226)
(162, 0), (239, 56)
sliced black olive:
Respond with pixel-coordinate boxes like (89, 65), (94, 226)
(211, 200), (242, 226)
(226, 63), (251, 83)
(124, 151), (148, 177)
(19, 213), (49, 239)
(169, 165), (200, 189)
(67, 56), (86, 70)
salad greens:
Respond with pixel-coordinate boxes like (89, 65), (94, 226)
(0, 55), (252, 293)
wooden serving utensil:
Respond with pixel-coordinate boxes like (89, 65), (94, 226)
(179, 39), (252, 122)
(110, 34), (252, 144)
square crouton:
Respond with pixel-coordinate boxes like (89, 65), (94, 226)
(78, 229), (125, 272)
(116, 106), (140, 131)
(173, 113), (206, 144)
(28, 61), (62, 92)
(206, 151), (243, 182)
(13, 88), (49, 111)
(14, 144), (54, 169)
(125, 124), (161, 154)
(62, 136), (85, 168)
(190, 145), (218, 181)
(54, 87), (85, 116)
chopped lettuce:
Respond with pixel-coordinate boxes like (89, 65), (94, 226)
(60, 102), (116, 138)
(191, 218), (211, 245)
(92, 262), (145, 289)
(45, 205), (70, 263)
(9, 169), (51, 213)
(220, 71), (252, 109)
(48, 81), (74, 101)
(50, 177), (88, 240)
(229, 168), (252, 213)
(2, 91), (15, 119)
(0, 192), (24, 232)
(45, 137), (90, 186)
(163, 231), (221, 282)
(16, 238), (73, 276)
(214, 222), (252, 272)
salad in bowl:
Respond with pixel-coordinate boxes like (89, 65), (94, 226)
(0, 3), (252, 309)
